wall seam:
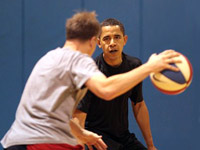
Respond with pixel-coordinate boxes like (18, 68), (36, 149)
(21, 0), (25, 89)
(81, 0), (85, 10)
(139, 0), (144, 61)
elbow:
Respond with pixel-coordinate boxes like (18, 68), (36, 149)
(88, 80), (117, 100)
(98, 89), (115, 101)
(102, 95), (113, 101)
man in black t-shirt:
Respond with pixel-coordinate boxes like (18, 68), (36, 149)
(74, 18), (158, 150)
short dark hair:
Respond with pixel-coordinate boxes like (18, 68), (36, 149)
(66, 11), (100, 41)
(100, 18), (125, 35)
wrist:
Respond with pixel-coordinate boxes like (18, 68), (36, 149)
(142, 63), (153, 74)
(76, 128), (85, 138)
(147, 144), (154, 148)
(145, 137), (154, 147)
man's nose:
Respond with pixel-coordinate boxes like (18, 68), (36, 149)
(110, 38), (116, 47)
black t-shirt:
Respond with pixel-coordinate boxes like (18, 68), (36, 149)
(77, 53), (143, 139)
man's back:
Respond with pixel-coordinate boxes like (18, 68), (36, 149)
(1, 47), (102, 148)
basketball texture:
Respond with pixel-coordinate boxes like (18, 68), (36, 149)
(150, 53), (193, 95)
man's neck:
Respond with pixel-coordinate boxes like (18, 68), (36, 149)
(63, 39), (94, 56)
(63, 40), (80, 51)
(103, 54), (122, 67)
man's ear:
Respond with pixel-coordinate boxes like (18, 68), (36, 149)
(89, 36), (97, 47)
(89, 36), (97, 48)
(124, 35), (128, 46)
(97, 38), (102, 48)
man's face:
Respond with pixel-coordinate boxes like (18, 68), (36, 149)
(98, 25), (127, 61)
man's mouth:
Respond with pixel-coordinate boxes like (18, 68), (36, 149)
(109, 49), (118, 53)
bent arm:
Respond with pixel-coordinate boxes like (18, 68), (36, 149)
(86, 63), (151, 100)
(85, 50), (180, 101)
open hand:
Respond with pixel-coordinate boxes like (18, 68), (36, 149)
(79, 129), (107, 150)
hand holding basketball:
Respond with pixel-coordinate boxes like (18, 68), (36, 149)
(147, 49), (181, 73)
(150, 51), (193, 95)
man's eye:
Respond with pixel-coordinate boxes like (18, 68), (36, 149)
(103, 37), (110, 41)
(115, 35), (121, 39)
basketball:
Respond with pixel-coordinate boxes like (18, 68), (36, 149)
(150, 53), (193, 95)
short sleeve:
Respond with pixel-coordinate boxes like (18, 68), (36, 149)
(130, 82), (143, 105)
(129, 57), (144, 104)
(71, 54), (103, 89)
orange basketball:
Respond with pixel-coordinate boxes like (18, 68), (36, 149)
(150, 53), (193, 95)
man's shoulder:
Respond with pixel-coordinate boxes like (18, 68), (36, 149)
(123, 53), (142, 66)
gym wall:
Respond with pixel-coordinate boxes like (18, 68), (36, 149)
(0, 0), (199, 149)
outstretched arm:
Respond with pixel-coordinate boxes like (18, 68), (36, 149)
(86, 50), (181, 100)
(132, 101), (157, 150)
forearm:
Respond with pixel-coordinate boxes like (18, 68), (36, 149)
(72, 109), (86, 128)
(134, 102), (155, 148)
(87, 63), (152, 100)
(102, 63), (151, 98)
(69, 117), (84, 139)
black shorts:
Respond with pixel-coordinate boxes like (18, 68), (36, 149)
(85, 131), (147, 150)
(4, 145), (27, 150)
